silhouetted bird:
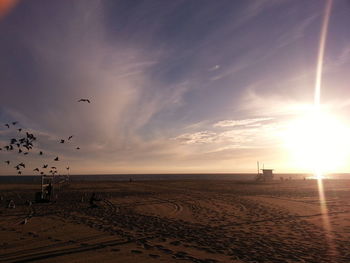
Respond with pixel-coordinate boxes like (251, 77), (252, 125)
(5, 160), (10, 165)
(18, 149), (22, 154)
(10, 138), (17, 144)
(66, 167), (70, 170)
(33, 168), (39, 172)
(5, 145), (13, 151)
(60, 139), (65, 144)
(19, 163), (25, 168)
(68, 135), (73, 140)
(18, 128), (22, 132)
(42, 164), (48, 168)
(78, 99), (90, 103)
(14, 165), (20, 170)
(18, 171), (22, 175)
(39, 151), (43, 155)
(5, 124), (10, 128)
(51, 167), (57, 169)
(40, 172), (44, 175)
(24, 152), (29, 155)
(76, 147), (80, 150)
(54, 157), (59, 161)
(12, 121), (18, 125)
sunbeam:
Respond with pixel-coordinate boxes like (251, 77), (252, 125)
(314, 0), (337, 258)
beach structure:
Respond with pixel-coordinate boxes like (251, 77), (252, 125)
(256, 169), (274, 181)
(256, 162), (274, 181)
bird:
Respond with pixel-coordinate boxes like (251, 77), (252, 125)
(14, 165), (20, 170)
(19, 162), (25, 168)
(78, 99), (90, 103)
(5, 160), (10, 165)
(51, 167), (57, 169)
(12, 121), (18, 125)
(5, 124), (10, 128)
(39, 151), (43, 155)
(18, 149), (22, 154)
(18, 128), (22, 132)
(18, 171), (22, 175)
(54, 157), (59, 161)
(42, 164), (48, 168)
(10, 138), (17, 144)
(66, 166), (70, 170)
(24, 152), (29, 155)
(60, 139), (65, 144)
(68, 135), (73, 140)
(40, 172), (44, 175)
(33, 168), (39, 172)
(76, 147), (80, 150)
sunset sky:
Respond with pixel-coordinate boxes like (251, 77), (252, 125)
(1, 0), (350, 175)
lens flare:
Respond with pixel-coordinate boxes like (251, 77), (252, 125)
(313, 0), (337, 257)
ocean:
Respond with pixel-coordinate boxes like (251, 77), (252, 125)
(0, 173), (349, 183)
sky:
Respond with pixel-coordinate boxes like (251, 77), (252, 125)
(1, 0), (350, 175)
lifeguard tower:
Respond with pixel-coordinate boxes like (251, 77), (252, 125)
(255, 162), (274, 181)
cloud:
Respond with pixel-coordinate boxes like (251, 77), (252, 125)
(213, 117), (273, 128)
(174, 131), (217, 145)
(0, 0), (18, 18)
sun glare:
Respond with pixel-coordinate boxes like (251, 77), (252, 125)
(284, 106), (350, 175)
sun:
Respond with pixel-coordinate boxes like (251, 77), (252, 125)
(283, 106), (350, 176)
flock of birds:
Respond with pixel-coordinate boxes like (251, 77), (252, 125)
(0, 99), (90, 176)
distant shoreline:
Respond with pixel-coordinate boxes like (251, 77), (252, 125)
(0, 173), (349, 183)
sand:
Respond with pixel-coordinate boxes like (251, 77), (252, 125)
(1, 179), (350, 262)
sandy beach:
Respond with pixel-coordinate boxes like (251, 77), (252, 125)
(1, 179), (350, 263)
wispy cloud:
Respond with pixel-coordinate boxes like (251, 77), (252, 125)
(213, 117), (273, 128)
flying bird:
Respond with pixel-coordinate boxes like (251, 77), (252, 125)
(24, 152), (29, 155)
(19, 162), (25, 168)
(18, 171), (22, 175)
(40, 172), (44, 175)
(12, 121), (18, 125)
(60, 139), (65, 144)
(78, 99), (90, 103)
(51, 166), (57, 169)
(68, 135), (73, 140)
(18, 128), (22, 132)
(54, 157), (59, 161)
(42, 164), (48, 168)
(33, 168), (39, 172)
(5, 145), (13, 151)
(5, 124), (10, 128)
(18, 149), (22, 154)
(5, 160), (10, 165)
(39, 151), (43, 155)
(76, 147), (80, 150)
